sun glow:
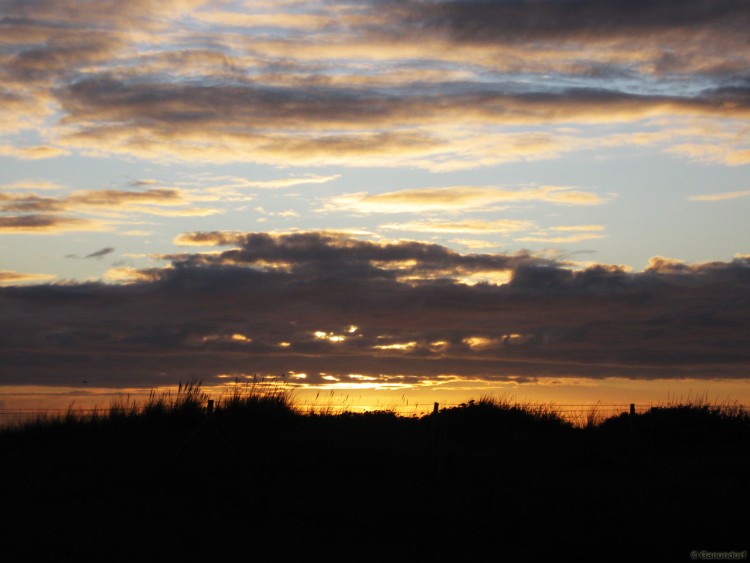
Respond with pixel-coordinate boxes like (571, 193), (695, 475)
(373, 342), (418, 351)
(314, 331), (346, 343)
(463, 336), (497, 349)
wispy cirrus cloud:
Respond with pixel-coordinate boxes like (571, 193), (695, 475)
(0, 145), (69, 159)
(689, 189), (750, 202)
(516, 225), (608, 244)
(550, 225), (606, 232)
(669, 143), (750, 166)
(450, 239), (501, 250)
(380, 219), (535, 234)
(203, 174), (341, 190)
(517, 233), (607, 244)
(66, 247), (116, 260)
(0, 180), (65, 191)
(323, 185), (606, 214)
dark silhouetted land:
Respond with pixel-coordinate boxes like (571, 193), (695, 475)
(1, 382), (747, 562)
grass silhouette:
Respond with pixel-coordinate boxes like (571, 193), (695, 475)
(0, 382), (747, 562)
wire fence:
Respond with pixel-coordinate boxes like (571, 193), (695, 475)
(0, 402), (684, 427)
(295, 402), (655, 426)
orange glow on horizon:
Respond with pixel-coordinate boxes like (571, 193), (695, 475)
(2, 378), (749, 422)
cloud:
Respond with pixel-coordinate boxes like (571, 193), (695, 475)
(517, 234), (607, 244)
(0, 145), (69, 159)
(324, 186), (605, 214)
(84, 247), (116, 259)
(0, 0), (207, 143)
(0, 180), (65, 191)
(0, 215), (103, 234)
(0, 269), (56, 286)
(451, 239), (500, 249)
(0, 0), (750, 170)
(376, 0), (750, 45)
(121, 230), (154, 237)
(48, 77), (750, 168)
(208, 175), (341, 190)
(380, 219), (535, 234)
(1, 232), (749, 388)
(689, 190), (750, 202)
(550, 225), (606, 232)
(0, 187), (221, 233)
(193, 10), (332, 30)
(254, 206), (300, 218)
(668, 143), (750, 166)
(1, 1), (748, 169)
(173, 231), (249, 247)
(165, 231), (548, 280)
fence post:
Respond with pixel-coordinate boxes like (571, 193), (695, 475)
(431, 402), (442, 482)
(206, 399), (214, 415)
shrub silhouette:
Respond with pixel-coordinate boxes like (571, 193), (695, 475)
(0, 386), (747, 562)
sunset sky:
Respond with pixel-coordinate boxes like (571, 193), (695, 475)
(1, 0), (749, 412)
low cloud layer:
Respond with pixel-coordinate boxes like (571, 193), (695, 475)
(1, 232), (749, 389)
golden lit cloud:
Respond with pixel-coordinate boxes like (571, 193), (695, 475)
(0, 145), (69, 160)
(103, 267), (163, 284)
(0, 215), (106, 234)
(451, 239), (501, 249)
(173, 232), (247, 247)
(206, 174), (341, 190)
(193, 10), (332, 30)
(314, 331), (347, 343)
(517, 234), (606, 244)
(0, 180), (65, 191)
(463, 336), (498, 350)
(0, 0), (747, 173)
(381, 219), (535, 234)
(325, 185), (604, 214)
(120, 229), (154, 237)
(456, 271), (513, 286)
(373, 342), (417, 351)
(1, 0), (750, 402)
(550, 225), (606, 232)
(689, 190), (750, 202)
(0, 269), (56, 286)
(515, 224), (608, 244)
(0, 187), (221, 234)
(668, 143), (750, 166)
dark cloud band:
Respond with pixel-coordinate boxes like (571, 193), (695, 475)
(2, 232), (749, 388)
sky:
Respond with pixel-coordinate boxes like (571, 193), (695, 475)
(1, 0), (750, 412)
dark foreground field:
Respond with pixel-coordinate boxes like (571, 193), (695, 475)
(1, 386), (748, 562)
